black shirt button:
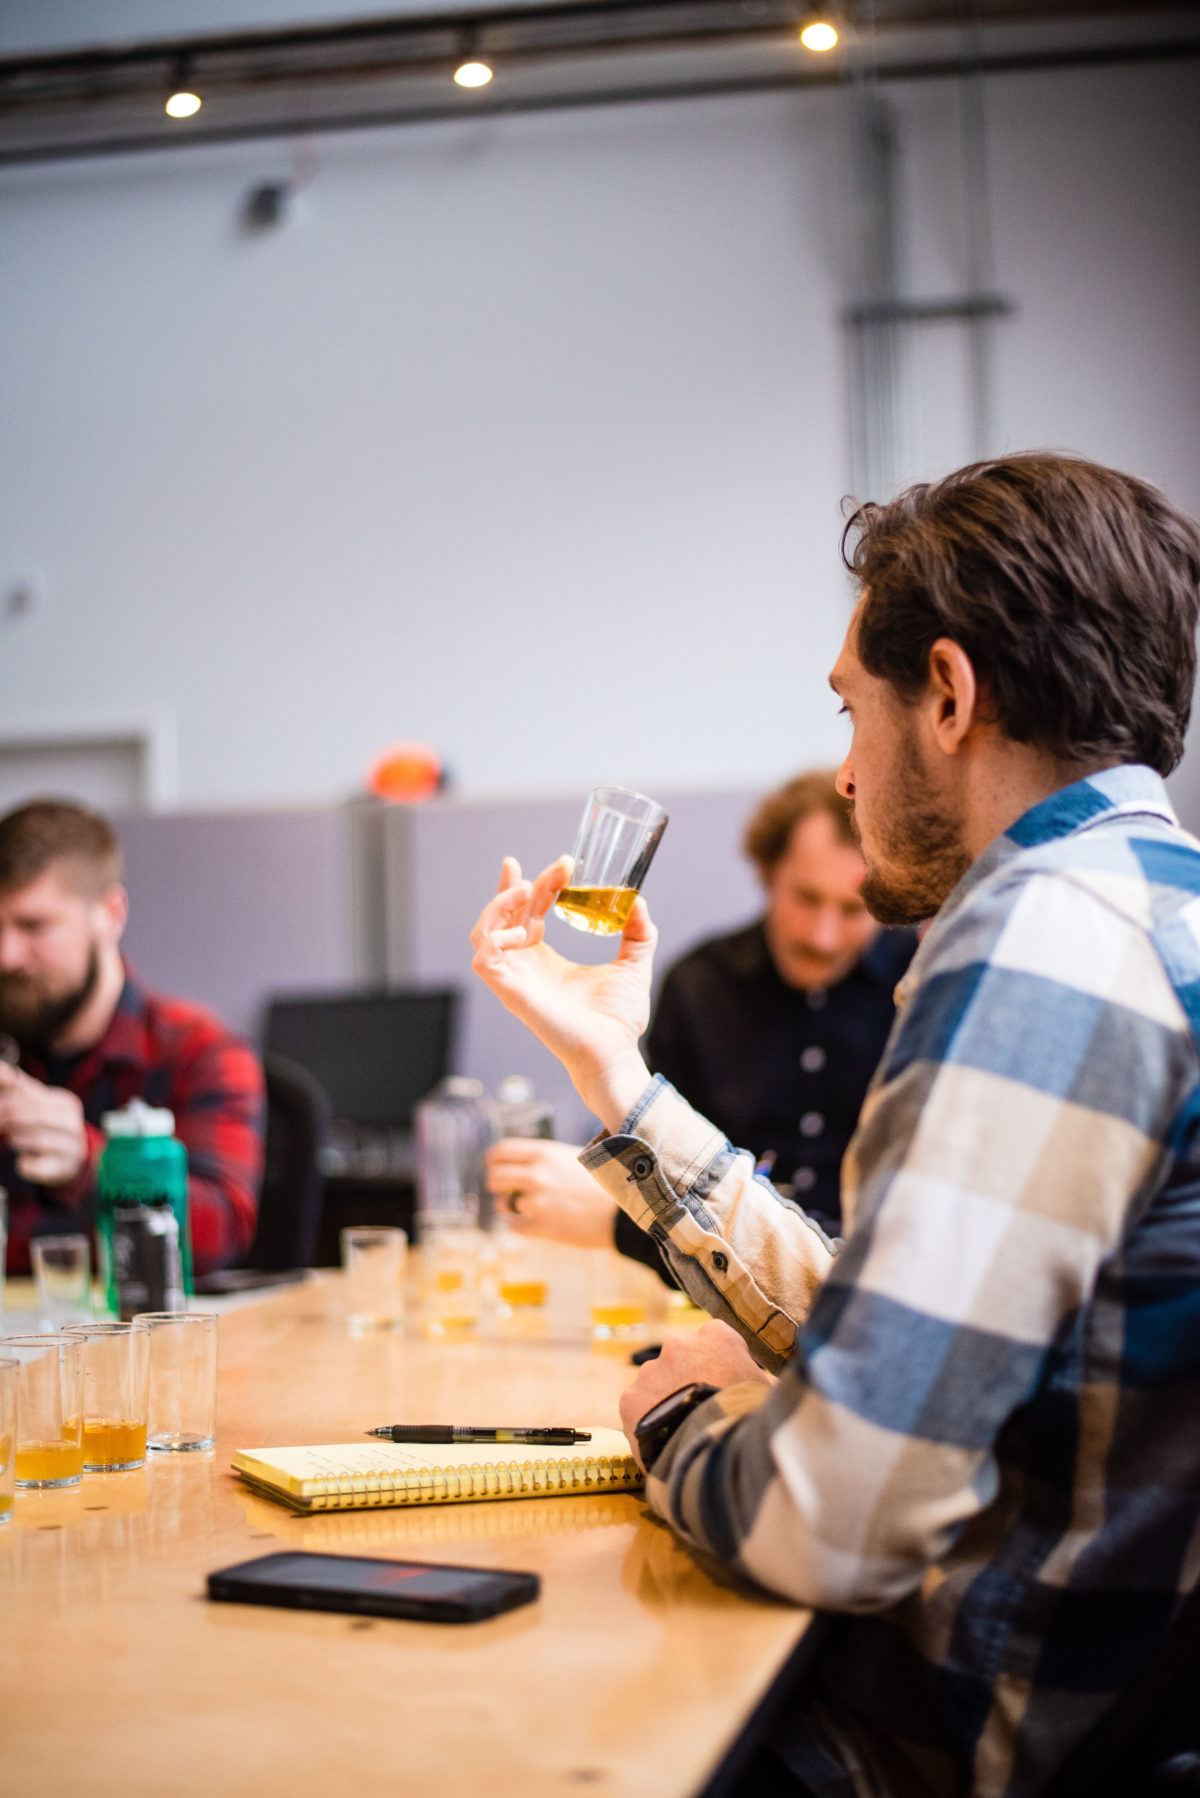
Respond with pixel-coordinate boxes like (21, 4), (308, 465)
(799, 1111), (824, 1138)
(800, 1046), (826, 1073)
(630, 1156), (653, 1180)
(712, 1251), (728, 1272)
(794, 1167), (817, 1192)
(806, 989), (828, 1011)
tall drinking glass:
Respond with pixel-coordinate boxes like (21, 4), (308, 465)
(0, 1188), (7, 1324)
(1, 1334), (84, 1489)
(0, 1357), (16, 1521)
(553, 787), (669, 936)
(67, 1320), (150, 1471)
(134, 1312), (217, 1452)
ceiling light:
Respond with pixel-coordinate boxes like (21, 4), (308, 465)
(800, 20), (839, 52)
(165, 89), (202, 118)
(454, 59), (493, 88)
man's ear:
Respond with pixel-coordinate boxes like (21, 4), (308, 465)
(925, 638), (980, 757)
(98, 883), (129, 945)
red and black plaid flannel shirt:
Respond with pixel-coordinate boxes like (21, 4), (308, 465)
(2, 966), (265, 1277)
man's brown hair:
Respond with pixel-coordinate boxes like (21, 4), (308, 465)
(0, 800), (123, 897)
(743, 770), (855, 877)
(843, 453), (1200, 777)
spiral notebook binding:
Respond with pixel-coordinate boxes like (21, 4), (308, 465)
(301, 1452), (634, 1511)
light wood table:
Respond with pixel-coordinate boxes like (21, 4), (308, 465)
(1, 1265), (811, 1797)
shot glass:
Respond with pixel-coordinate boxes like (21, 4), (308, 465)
(0, 1357), (17, 1521)
(589, 1250), (652, 1340)
(553, 786), (669, 937)
(134, 1312), (218, 1453)
(1, 1334), (84, 1489)
(67, 1320), (150, 1472)
(422, 1221), (484, 1336)
(32, 1234), (93, 1331)
(341, 1225), (407, 1333)
(497, 1228), (549, 1316)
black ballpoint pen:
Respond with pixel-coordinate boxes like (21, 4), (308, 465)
(366, 1425), (592, 1445)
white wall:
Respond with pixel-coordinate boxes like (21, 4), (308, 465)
(1, 57), (1198, 814)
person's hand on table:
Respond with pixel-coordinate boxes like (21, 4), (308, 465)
(470, 855), (656, 1130)
(0, 1062), (88, 1186)
(487, 1137), (617, 1248)
(619, 1320), (776, 1469)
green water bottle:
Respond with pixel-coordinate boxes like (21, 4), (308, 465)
(97, 1099), (193, 1319)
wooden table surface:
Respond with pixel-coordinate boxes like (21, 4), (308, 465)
(0, 1263), (809, 1798)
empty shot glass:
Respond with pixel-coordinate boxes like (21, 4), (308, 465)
(553, 786), (669, 937)
(134, 1312), (218, 1453)
(67, 1320), (150, 1471)
(341, 1225), (407, 1333)
(32, 1234), (93, 1331)
(1, 1334), (84, 1489)
(0, 1357), (16, 1521)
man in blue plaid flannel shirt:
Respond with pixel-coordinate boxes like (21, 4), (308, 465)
(471, 454), (1200, 1797)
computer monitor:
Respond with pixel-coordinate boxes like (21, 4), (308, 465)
(263, 988), (458, 1130)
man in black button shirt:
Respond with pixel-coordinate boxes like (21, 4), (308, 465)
(487, 771), (916, 1255)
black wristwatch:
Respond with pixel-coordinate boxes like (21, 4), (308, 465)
(634, 1382), (720, 1470)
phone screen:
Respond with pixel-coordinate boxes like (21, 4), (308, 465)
(208, 1551), (539, 1622)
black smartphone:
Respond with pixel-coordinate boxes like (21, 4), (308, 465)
(207, 1551), (539, 1623)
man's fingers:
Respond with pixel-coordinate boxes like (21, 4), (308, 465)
(528, 855), (573, 921)
(470, 879), (534, 952)
(487, 1137), (543, 1166)
(620, 895), (658, 949)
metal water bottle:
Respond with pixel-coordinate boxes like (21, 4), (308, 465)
(97, 1100), (192, 1319)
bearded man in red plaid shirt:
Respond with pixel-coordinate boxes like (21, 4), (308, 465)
(0, 800), (264, 1277)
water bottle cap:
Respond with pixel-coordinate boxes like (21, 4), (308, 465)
(495, 1075), (535, 1104)
(101, 1097), (176, 1137)
(437, 1076), (485, 1101)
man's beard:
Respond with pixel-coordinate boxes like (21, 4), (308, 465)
(853, 733), (972, 928)
(0, 943), (102, 1051)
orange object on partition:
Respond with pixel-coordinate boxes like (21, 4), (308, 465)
(367, 742), (443, 803)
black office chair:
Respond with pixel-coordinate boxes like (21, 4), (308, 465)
(245, 1051), (331, 1272)
(1043, 1581), (1200, 1798)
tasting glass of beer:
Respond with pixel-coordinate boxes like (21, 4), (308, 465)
(422, 1221), (485, 1336)
(553, 787), (669, 937)
(0, 1357), (17, 1521)
(1, 1334), (84, 1489)
(341, 1225), (407, 1333)
(134, 1312), (218, 1453)
(66, 1320), (150, 1471)
(589, 1250), (655, 1341)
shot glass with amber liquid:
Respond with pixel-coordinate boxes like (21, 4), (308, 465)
(1, 1333), (84, 1489)
(0, 1357), (17, 1521)
(553, 787), (668, 937)
(423, 1222), (485, 1336)
(67, 1321), (150, 1472)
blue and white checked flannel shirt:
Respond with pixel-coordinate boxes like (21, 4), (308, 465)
(581, 765), (1200, 1798)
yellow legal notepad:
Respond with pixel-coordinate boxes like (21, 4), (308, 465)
(231, 1429), (642, 1514)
